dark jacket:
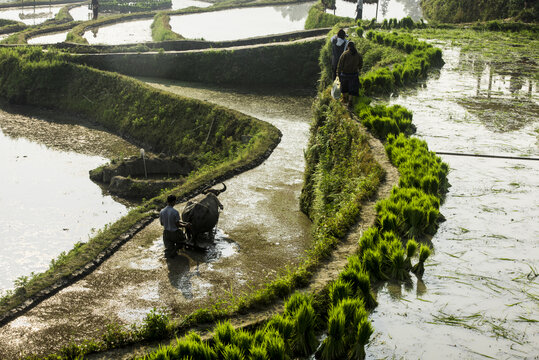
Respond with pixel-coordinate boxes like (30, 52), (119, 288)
(331, 35), (348, 67)
(337, 49), (363, 75)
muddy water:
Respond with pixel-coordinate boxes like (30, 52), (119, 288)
(0, 4), (62, 25)
(0, 106), (139, 293)
(169, 3), (313, 41)
(327, 0), (423, 21)
(367, 45), (539, 358)
(0, 83), (314, 359)
(144, 79), (314, 252)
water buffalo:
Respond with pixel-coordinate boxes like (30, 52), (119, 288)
(181, 183), (227, 244)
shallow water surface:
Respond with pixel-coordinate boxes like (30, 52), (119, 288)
(0, 130), (127, 293)
(27, 30), (69, 44)
(68, 4), (92, 21)
(83, 18), (153, 45)
(0, 4), (62, 25)
(168, 2), (314, 41)
(327, 0), (422, 21)
(171, 0), (211, 10)
(367, 44), (538, 359)
(0, 107), (139, 293)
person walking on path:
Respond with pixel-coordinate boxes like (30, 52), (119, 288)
(160, 194), (188, 258)
(330, 29), (349, 81)
(337, 41), (363, 108)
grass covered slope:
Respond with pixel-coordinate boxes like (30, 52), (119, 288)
(420, 0), (539, 23)
(0, 46), (281, 318)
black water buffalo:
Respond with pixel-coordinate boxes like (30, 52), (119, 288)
(181, 183), (227, 244)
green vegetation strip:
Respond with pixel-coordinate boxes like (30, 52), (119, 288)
(151, 12), (183, 42)
(0, 46), (281, 321)
(100, 0), (172, 13)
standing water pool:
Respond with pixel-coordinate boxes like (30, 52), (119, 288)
(367, 43), (538, 359)
(0, 107), (138, 294)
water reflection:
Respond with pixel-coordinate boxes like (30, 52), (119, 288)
(0, 128), (128, 292)
(367, 43), (539, 359)
(69, 4), (93, 21)
(27, 31), (68, 44)
(169, 3), (313, 42)
(0, 4), (61, 25)
(83, 18), (153, 45)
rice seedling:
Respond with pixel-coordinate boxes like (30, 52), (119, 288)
(404, 238), (418, 271)
(264, 315), (294, 352)
(339, 268), (377, 309)
(389, 247), (411, 282)
(347, 317), (374, 360)
(292, 303), (318, 356)
(174, 338), (216, 360)
(335, 298), (367, 329)
(262, 329), (287, 360)
(248, 344), (268, 360)
(362, 248), (387, 281)
(411, 245), (431, 278)
(319, 306), (346, 360)
(328, 278), (354, 306)
(213, 320), (236, 356)
(358, 227), (380, 256)
(283, 291), (311, 317)
(233, 329), (254, 356)
(222, 344), (244, 360)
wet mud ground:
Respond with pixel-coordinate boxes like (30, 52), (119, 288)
(0, 84), (318, 359)
(367, 43), (538, 359)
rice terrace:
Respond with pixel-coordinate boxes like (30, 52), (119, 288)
(0, 0), (537, 358)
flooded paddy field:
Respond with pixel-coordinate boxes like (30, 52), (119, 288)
(169, 2), (313, 41)
(0, 104), (139, 294)
(82, 2), (313, 45)
(0, 83), (315, 359)
(0, 4), (62, 25)
(367, 38), (538, 358)
(27, 30), (69, 44)
(327, 0), (423, 21)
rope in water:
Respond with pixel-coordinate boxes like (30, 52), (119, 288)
(434, 151), (539, 161)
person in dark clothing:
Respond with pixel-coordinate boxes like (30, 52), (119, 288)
(337, 41), (363, 107)
(91, 0), (99, 20)
(159, 195), (188, 258)
(330, 29), (349, 81)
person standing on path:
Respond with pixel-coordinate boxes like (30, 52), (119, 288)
(160, 194), (188, 258)
(337, 41), (363, 108)
(330, 29), (349, 81)
(355, 0), (363, 21)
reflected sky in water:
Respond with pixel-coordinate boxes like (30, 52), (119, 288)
(0, 129), (127, 292)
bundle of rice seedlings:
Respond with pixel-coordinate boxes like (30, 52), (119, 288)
(335, 298), (367, 329)
(213, 321), (236, 356)
(328, 278), (354, 306)
(404, 238), (418, 271)
(389, 247), (410, 282)
(402, 205), (426, 239)
(249, 344), (268, 360)
(347, 254), (364, 273)
(411, 245), (431, 278)
(358, 227), (380, 256)
(292, 303), (318, 356)
(264, 315), (294, 353)
(362, 248), (387, 281)
(174, 338), (216, 360)
(348, 318), (374, 360)
(378, 212), (400, 234)
(222, 344), (244, 360)
(233, 329), (253, 356)
(252, 328), (266, 346)
(284, 291), (311, 317)
(320, 307), (346, 360)
(263, 329), (287, 360)
(355, 270), (378, 309)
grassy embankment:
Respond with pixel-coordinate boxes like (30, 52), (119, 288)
(0, 19), (27, 35)
(151, 12), (183, 41)
(73, 38), (324, 87)
(0, 46), (281, 322)
(30, 21), (450, 359)
(420, 0), (538, 23)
